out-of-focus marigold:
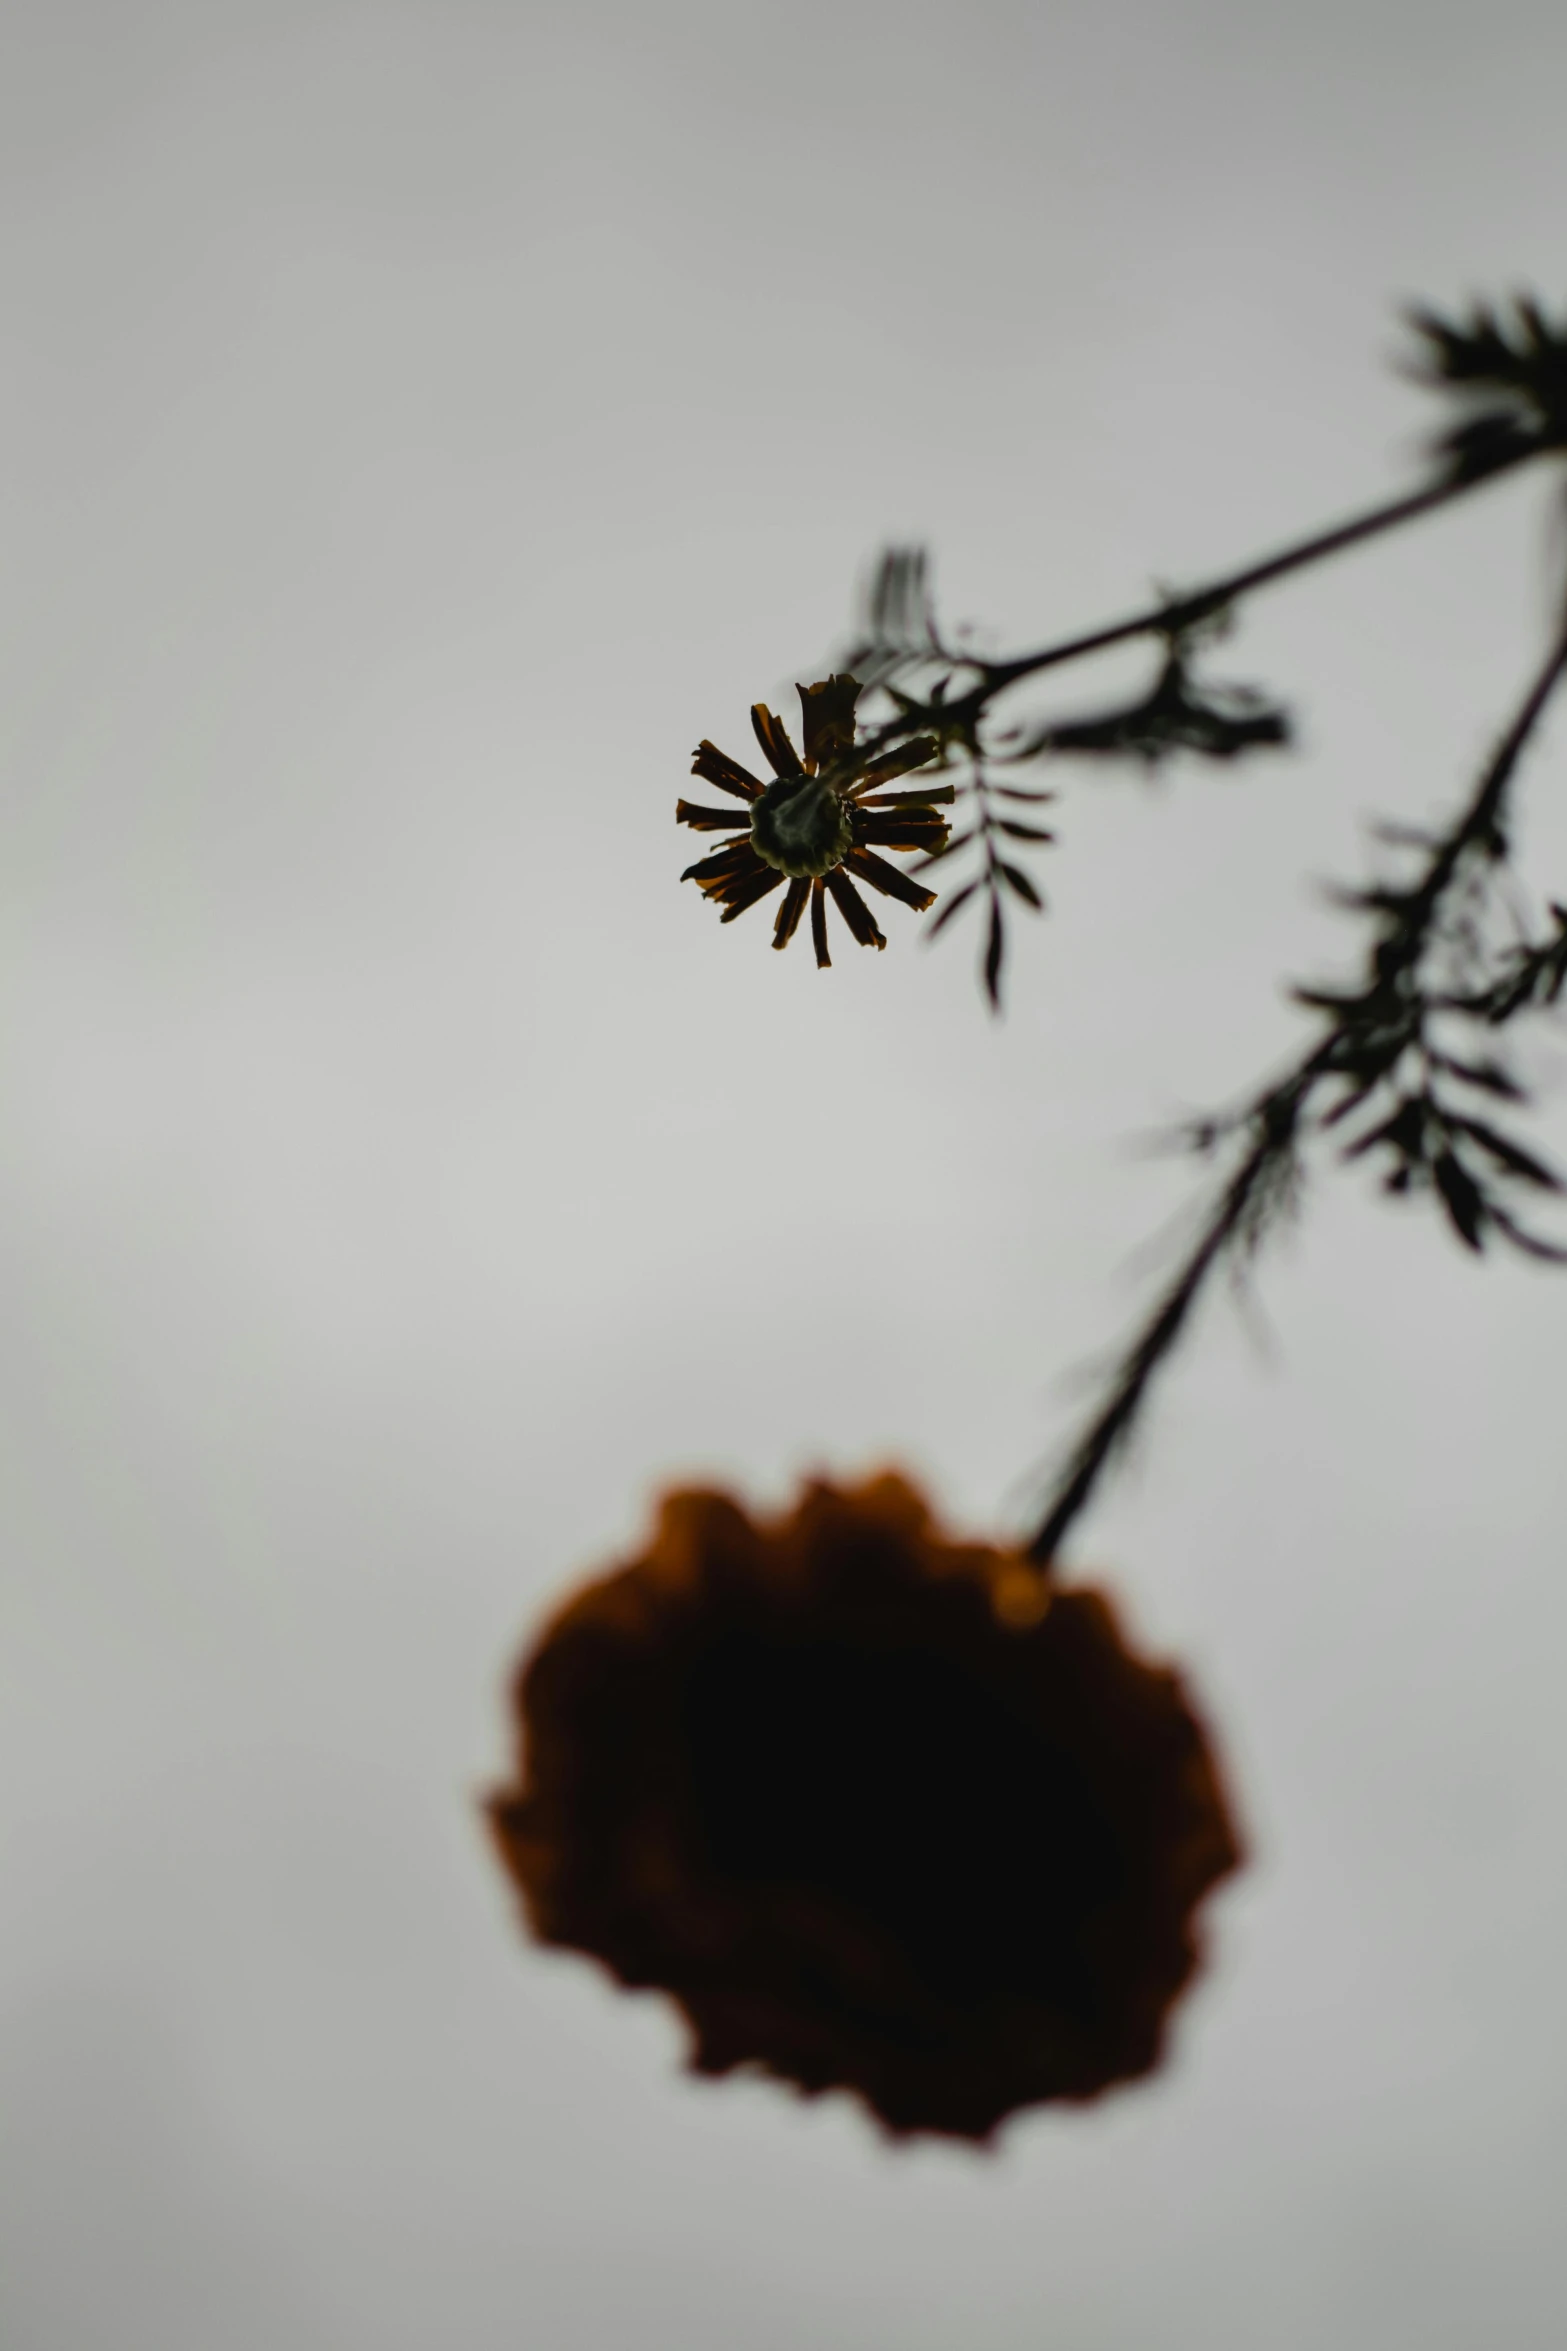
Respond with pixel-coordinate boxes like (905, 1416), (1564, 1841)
(485, 1473), (1242, 2142)
(678, 674), (953, 963)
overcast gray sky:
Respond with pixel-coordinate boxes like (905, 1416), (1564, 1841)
(4, 4), (1567, 2346)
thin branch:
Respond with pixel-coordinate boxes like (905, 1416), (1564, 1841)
(1025, 1077), (1319, 1564)
(858, 463), (1531, 758)
(985, 475), (1481, 693)
(1025, 618), (1567, 1563)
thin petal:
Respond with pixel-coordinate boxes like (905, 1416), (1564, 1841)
(691, 742), (763, 801)
(707, 857), (778, 905)
(844, 846), (936, 913)
(810, 877), (831, 968)
(718, 864), (786, 923)
(772, 876), (810, 950)
(854, 736), (940, 789)
(750, 704), (804, 779)
(683, 843), (761, 886)
(825, 868), (887, 949)
(677, 799), (757, 832)
(856, 812), (951, 852)
(797, 675), (861, 773)
(911, 828), (974, 869)
(854, 782), (957, 808)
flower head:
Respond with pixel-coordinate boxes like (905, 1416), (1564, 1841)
(485, 1473), (1242, 2141)
(678, 676), (954, 964)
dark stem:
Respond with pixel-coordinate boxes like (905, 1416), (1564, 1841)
(869, 462), (1532, 753)
(986, 475), (1489, 691)
(1025, 616), (1567, 1564)
(1023, 1068), (1323, 1566)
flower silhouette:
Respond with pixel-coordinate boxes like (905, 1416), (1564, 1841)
(486, 1473), (1242, 2141)
(678, 675), (952, 962)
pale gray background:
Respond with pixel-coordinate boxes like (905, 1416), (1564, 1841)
(3, 4), (1566, 2346)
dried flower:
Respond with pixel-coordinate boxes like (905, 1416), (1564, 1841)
(678, 675), (953, 963)
(486, 1473), (1242, 2141)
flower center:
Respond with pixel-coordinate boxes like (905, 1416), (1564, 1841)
(684, 1629), (1125, 2006)
(750, 775), (854, 878)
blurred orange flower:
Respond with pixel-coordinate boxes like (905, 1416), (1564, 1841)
(677, 675), (952, 963)
(486, 1473), (1241, 2142)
